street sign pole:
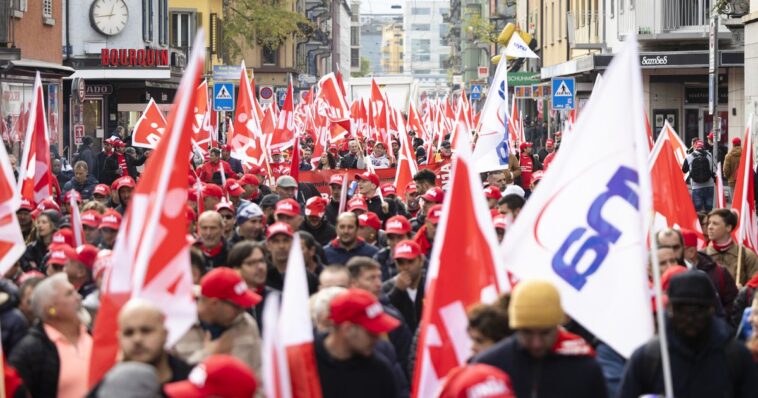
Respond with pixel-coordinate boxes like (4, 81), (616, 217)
(709, 14), (719, 183)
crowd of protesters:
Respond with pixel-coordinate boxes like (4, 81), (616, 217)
(1, 125), (758, 398)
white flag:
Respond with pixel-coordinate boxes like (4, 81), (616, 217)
(501, 37), (653, 358)
(505, 33), (539, 59)
(472, 55), (511, 173)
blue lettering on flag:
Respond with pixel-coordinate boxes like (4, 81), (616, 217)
(496, 114), (510, 165)
(551, 166), (640, 290)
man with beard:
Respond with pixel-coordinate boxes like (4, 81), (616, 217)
(325, 174), (346, 226)
(324, 212), (379, 265)
(301, 196), (336, 246)
(113, 176), (136, 215)
(230, 203), (265, 244)
(355, 171), (396, 223)
(264, 222), (318, 294)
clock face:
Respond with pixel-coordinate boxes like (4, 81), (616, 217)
(90, 0), (129, 36)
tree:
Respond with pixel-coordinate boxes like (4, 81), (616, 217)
(224, 0), (312, 60)
(351, 57), (371, 78)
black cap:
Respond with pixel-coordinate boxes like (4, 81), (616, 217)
(667, 271), (715, 305)
(259, 194), (281, 210)
(440, 140), (451, 149)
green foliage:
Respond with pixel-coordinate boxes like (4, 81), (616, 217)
(463, 14), (497, 43)
(351, 57), (371, 77)
(224, 0), (312, 59)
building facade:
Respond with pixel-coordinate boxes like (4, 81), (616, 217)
(403, 0), (450, 96)
(381, 21), (404, 74)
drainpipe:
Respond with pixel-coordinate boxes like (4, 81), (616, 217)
(65, 0), (70, 59)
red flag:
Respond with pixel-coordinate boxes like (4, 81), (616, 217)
(12, 103), (27, 143)
(289, 136), (300, 184)
(192, 80), (213, 152)
(732, 114), (757, 254)
(644, 111), (654, 150)
(230, 61), (267, 168)
(394, 109), (418, 198)
(17, 73), (53, 205)
(89, 31), (204, 387)
(69, 194), (85, 247)
(716, 162), (726, 209)
(272, 79), (297, 150)
(649, 125), (704, 242)
(412, 131), (509, 397)
(0, 134), (25, 275)
(335, 70), (347, 99)
(316, 73), (350, 120)
(131, 99), (167, 149)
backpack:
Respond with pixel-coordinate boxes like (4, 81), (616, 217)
(690, 152), (712, 183)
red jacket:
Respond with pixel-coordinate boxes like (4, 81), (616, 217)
(196, 160), (234, 183)
(414, 225), (433, 256)
(520, 152), (533, 189)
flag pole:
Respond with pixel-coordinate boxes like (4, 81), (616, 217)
(737, 240), (744, 288)
(648, 216), (675, 398)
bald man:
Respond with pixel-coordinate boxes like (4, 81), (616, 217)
(194, 210), (230, 268)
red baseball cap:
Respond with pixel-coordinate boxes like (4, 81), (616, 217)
(239, 174), (259, 187)
(64, 190), (82, 204)
(266, 222), (294, 240)
(329, 174), (345, 186)
(680, 228), (698, 248)
(93, 184), (111, 197)
(202, 184), (224, 199)
(271, 148), (282, 156)
(99, 210), (122, 230)
(63, 244), (100, 270)
(380, 183), (397, 197)
(247, 165), (268, 177)
(519, 142), (533, 151)
(733, 137), (742, 146)
(707, 132), (715, 140)
(80, 210), (101, 228)
(437, 364), (516, 398)
(484, 185), (502, 200)
(546, 139), (555, 148)
(347, 196), (368, 212)
(427, 204), (443, 224)
(47, 245), (69, 266)
(393, 240), (422, 260)
(405, 182), (417, 194)
(305, 196), (328, 218)
(421, 187), (445, 204)
(385, 215), (411, 235)
(275, 198), (301, 217)
(37, 198), (61, 213)
(224, 179), (245, 197)
(52, 228), (75, 247)
(355, 171), (380, 187)
(694, 140), (704, 150)
(18, 197), (35, 212)
(200, 268), (261, 308)
(358, 212), (382, 231)
(164, 355), (257, 398)
(221, 144), (232, 151)
(215, 201), (235, 214)
(329, 288), (400, 334)
(115, 176), (136, 190)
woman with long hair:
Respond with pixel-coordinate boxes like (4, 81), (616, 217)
(316, 153), (337, 170)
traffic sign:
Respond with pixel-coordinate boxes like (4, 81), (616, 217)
(551, 77), (575, 110)
(73, 124), (85, 145)
(470, 84), (482, 100)
(213, 83), (235, 111)
(477, 66), (489, 79)
(259, 86), (274, 106)
(276, 87), (288, 107)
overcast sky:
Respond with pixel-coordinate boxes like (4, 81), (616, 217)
(361, 0), (404, 15)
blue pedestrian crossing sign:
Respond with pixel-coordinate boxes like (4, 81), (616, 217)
(470, 84), (482, 100)
(551, 77), (575, 110)
(213, 83), (235, 111)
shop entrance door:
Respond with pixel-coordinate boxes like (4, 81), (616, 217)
(683, 107), (728, 149)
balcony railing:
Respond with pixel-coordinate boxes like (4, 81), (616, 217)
(618, 0), (713, 37)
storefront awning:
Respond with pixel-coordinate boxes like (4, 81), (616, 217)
(4, 59), (75, 76)
(66, 68), (171, 80)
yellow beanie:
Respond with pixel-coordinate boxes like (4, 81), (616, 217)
(509, 279), (565, 329)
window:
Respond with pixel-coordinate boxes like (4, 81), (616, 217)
(170, 12), (193, 51)
(414, 70), (431, 75)
(439, 55), (449, 69)
(351, 48), (360, 67)
(411, 7), (431, 15)
(143, 0), (154, 41)
(351, 26), (360, 46)
(158, 0), (168, 45)
(262, 47), (278, 65)
(43, 0), (52, 18)
(413, 54), (431, 62)
(411, 39), (431, 53)
(411, 24), (431, 31)
(439, 24), (449, 46)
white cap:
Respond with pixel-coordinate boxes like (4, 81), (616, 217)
(502, 184), (526, 199)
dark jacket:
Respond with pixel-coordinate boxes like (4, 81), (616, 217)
(75, 144), (96, 173)
(300, 219), (337, 247)
(22, 238), (50, 271)
(618, 317), (758, 398)
(0, 279), (29, 353)
(9, 322), (60, 398)
(193, 239), (231, 269)
(339, 153), (359, 169)
(102, 152), (140, 184)
(62, 175), (99, 200)
(265, 263), (318, 295)
(473, 332), (608, 398)
(325, 199), (341, 226)
(695, 251), (738, 318)
(366, 195), (397, 224)
(373, 247), (396, 281)
(95, 151), (111, 182)
(314, 332), (399, 398)
(226, 157), (244, 174)
(381, 274), (426, 332)
(380, 294), (413, 378)
(323, 238), (379, 266)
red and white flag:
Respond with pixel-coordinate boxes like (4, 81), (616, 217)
(271, 79), (297, 150)
(731, 114), (757, 254)
(131, 99), (167, 149)
(17, 73), (54, 205)
(89, 31), (204, 387)
(412, 129), (509, 397)
(192, 80), (214, 153)
(500, 37), (654, 359)
(649, 124), (704, 242)
(0, 134), (25, 275)
(69, 194), (85, 247)
(715, 162), (726, 210)
(230, 61), (267, 168)
(394, 109), (418, 199)
(262, 234), (323, 398)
